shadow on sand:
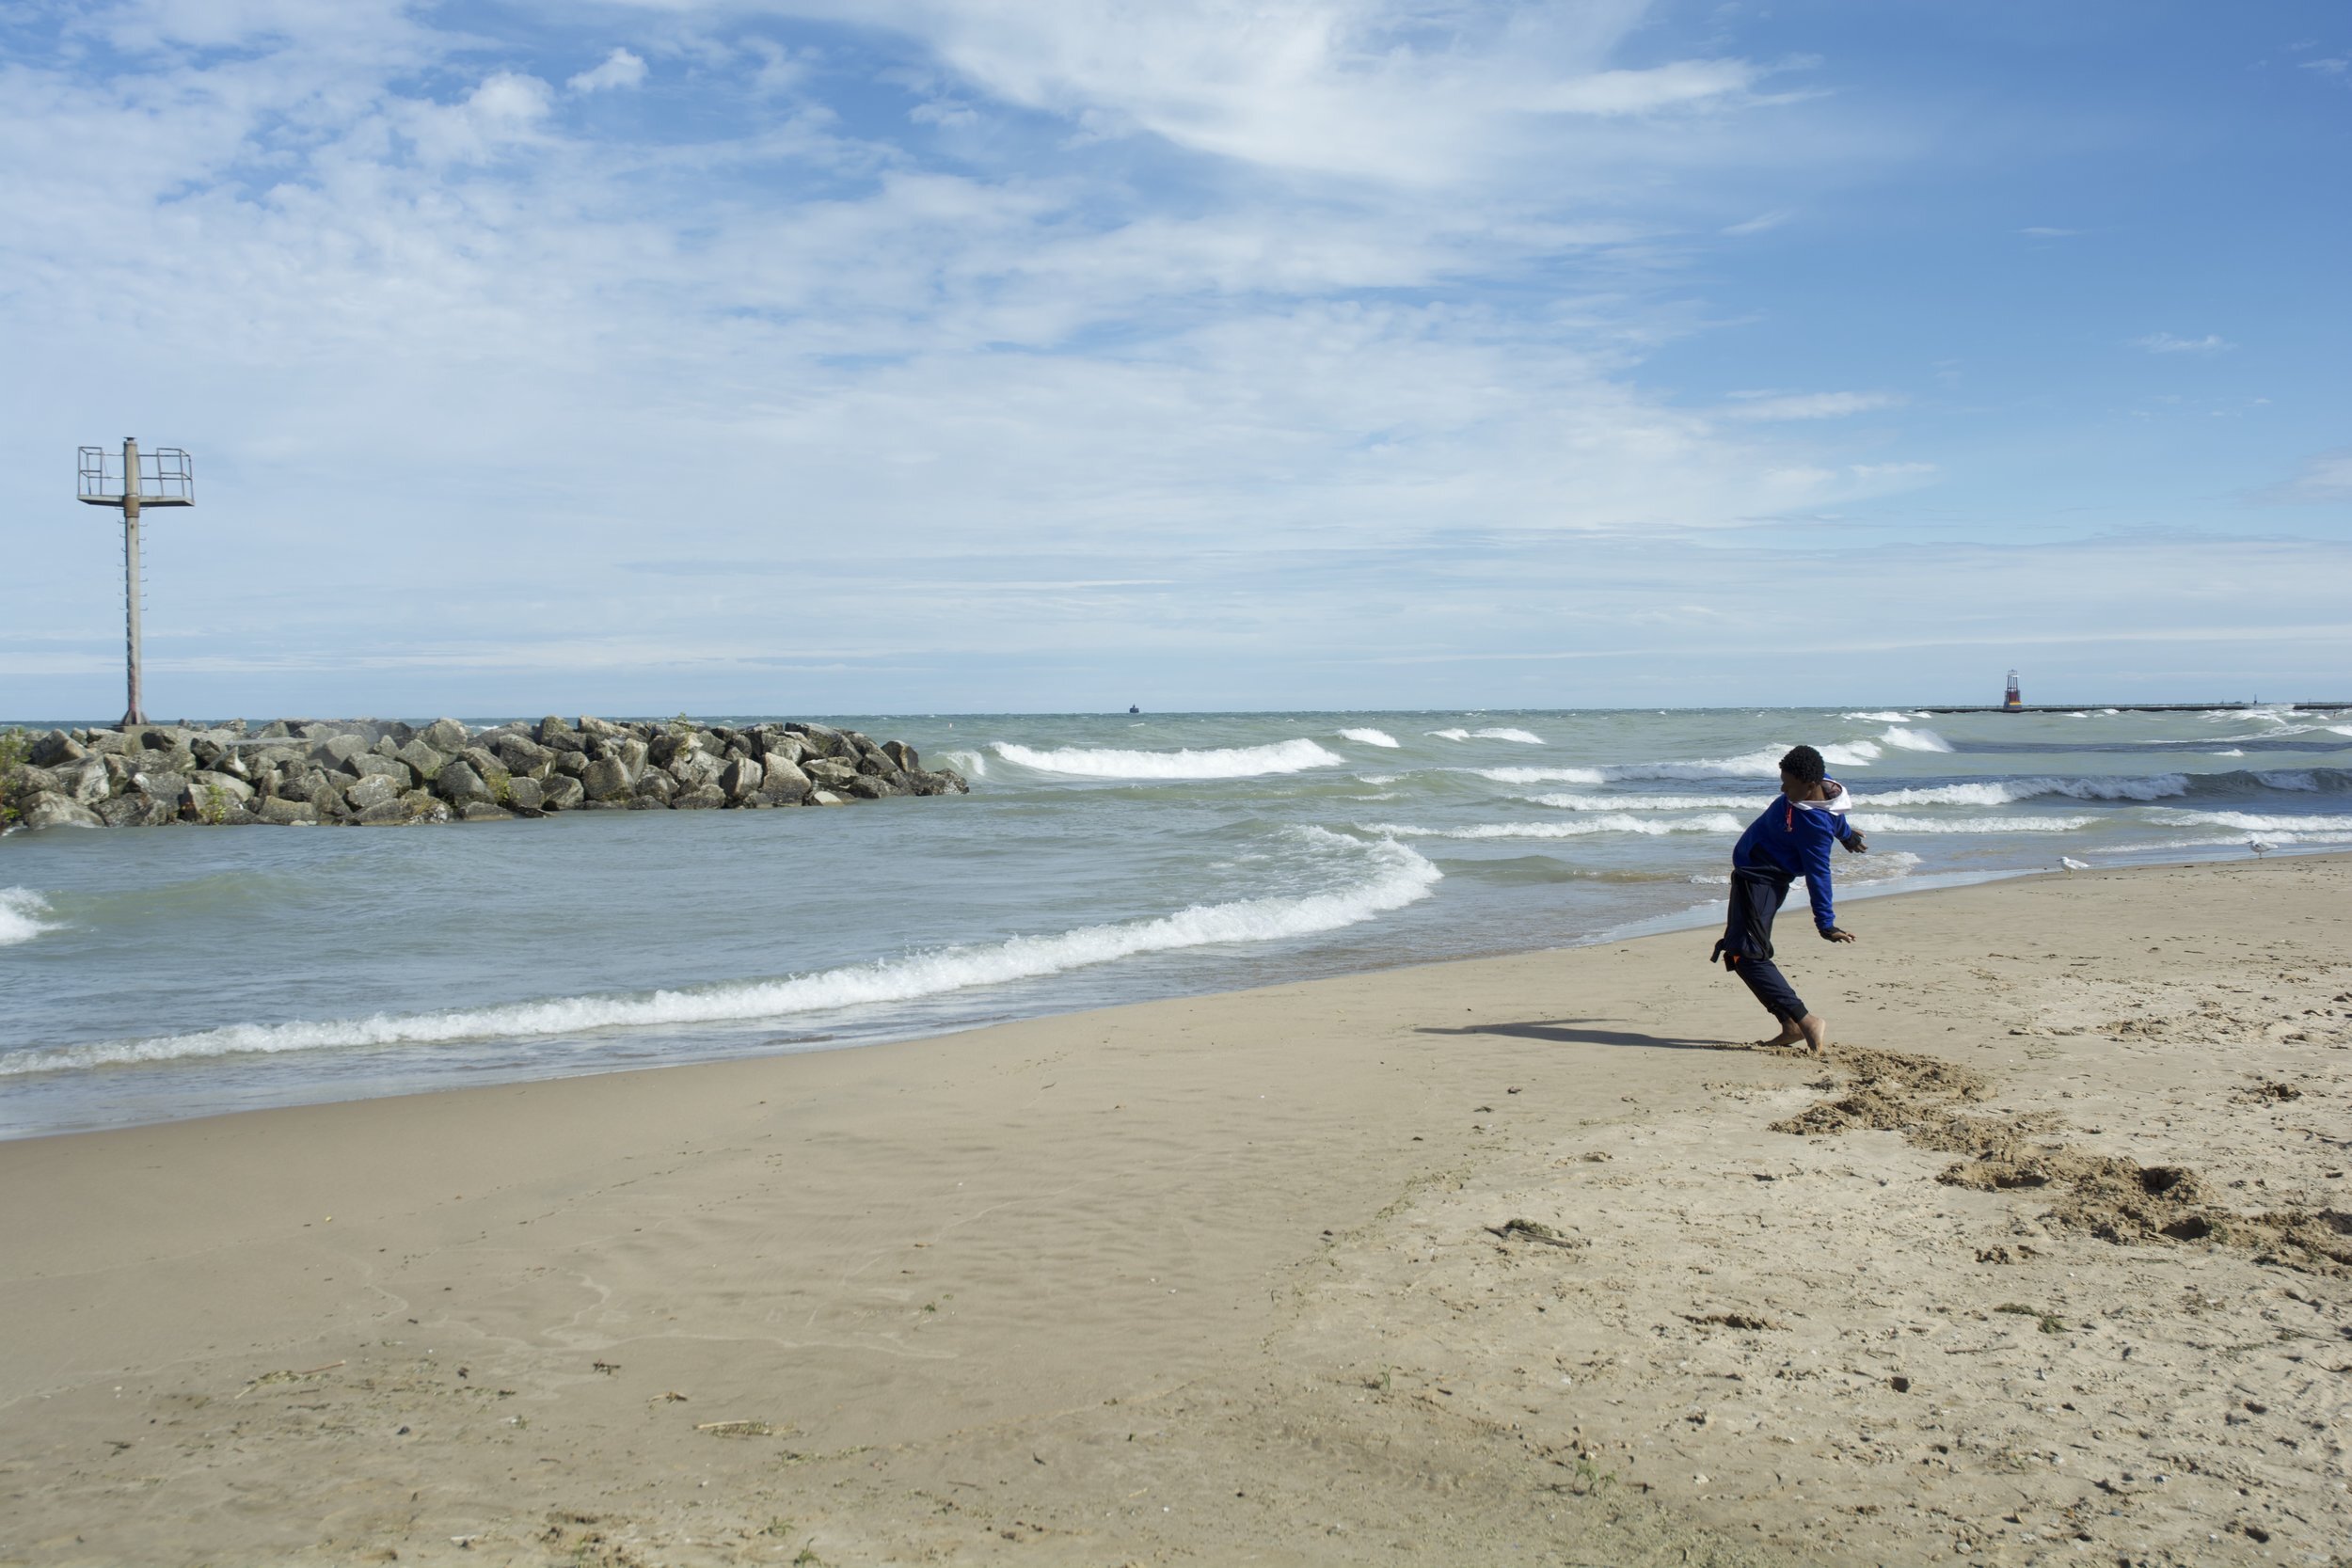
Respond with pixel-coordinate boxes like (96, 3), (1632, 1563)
(1416, 1018), (1742, 1052)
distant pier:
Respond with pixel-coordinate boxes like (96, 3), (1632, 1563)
(1915, 702), (2351, 715)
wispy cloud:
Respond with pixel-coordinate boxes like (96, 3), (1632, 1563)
(2019, 226), (2080, 238)
(1723, 209), (1794, 236)
(2254, 451), (2352, 505)
(569, 48), (649, 93)
(1720, 390), (1904, 420)
(2132, 332), (2234, 355)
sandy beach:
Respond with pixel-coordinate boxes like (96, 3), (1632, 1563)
(3, 854), (2347, 1567)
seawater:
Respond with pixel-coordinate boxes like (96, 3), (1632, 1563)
(5, 705), (2349, 1138)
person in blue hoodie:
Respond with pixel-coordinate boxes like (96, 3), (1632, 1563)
(1711, 744), (1867, 1053)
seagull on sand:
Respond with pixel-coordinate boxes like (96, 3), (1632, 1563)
(2248, 837), (2275, 858)
(2059, 856), (2090, 872)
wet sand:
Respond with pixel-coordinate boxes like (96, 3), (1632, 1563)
(2, 854), (2346, 1566)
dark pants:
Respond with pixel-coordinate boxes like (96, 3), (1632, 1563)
(1711, 867), (1808, 1023)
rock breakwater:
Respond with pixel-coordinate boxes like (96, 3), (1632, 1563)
(0, 717), (966, 830)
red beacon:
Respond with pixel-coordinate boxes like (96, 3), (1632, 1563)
(2002, 670), (2023, 711)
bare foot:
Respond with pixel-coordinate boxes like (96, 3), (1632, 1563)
(1797, 1013), (1830, 1053)
(1754, 1021), (1804, 1049)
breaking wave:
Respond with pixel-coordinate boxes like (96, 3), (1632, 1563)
(1475, 767), (1608, 785)
(0, 832), (1439, 1077)
(2153, 811), (2352, 833)
(0, 889), (58, 947)
(1878, 725), (1954, 752)
(1338, 728), (1401, 748)
(1364, 815), (1747, 840)
(1428, 727), (1547, 744)
(990, 738), (1343, 779)
(1849, 814), (2101, 833)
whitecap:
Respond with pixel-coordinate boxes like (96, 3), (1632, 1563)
(1427, 729), (1470, 740)
(1855, 775), (2188, 806)
(1844, 711), (1910, 722)
(1878, 725), (1954, 753)
(0, 888), (59, 947)
(1471, 727), (1545, 744)
(1849, 814), (2100, 833)
(1364, 814), (1746, 840)
(1820, 740), (1882, 766)
(990, 738), (1343, 780)
(1473, 766), (1608, 785)
(2153, 810), (2352, 832)
(0, 832), (1439, 1077)
(1338, 728), (1401, 749)
(1528, 792), (1765, 812)
(935, 749), (988, 778)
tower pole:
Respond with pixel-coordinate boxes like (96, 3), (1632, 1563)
(121, 435), (145, 727)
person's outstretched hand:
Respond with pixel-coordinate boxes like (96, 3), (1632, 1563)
(1824, 927), (1857, 943)
(1844, 832), (1868, 854)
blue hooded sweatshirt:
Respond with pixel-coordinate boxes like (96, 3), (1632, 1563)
(1731, 781), (1861, 935)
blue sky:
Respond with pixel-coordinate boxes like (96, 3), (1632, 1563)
(1, 0), (2345, 718)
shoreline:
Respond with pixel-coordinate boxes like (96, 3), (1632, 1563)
(3, 855), (2347, 1564)
(3, 843), (2324, 1147)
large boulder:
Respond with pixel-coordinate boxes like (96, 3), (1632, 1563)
(256, 797), (317, 826)
(356, 799), (415, 826)
(803, 757), (860, 789)
(668, 752), (723, 792)
(349, 752), (410, 784)
(27, 730), (85, 768)
(632, 768), (677, 804)
(96, 793), (168, 827)
(535, 715), (580, 751)
(309, 734), (371, 770)
(758, 757), (812, 804)
(504, 775), (545, 813)
(786, 721), (847, 758)
(401, 790), (451, 823)
(344, 773), (403, 813)
(882, 739), (919, 772)
(435, 759), (495, 805)
(135, 769), (193, 811)
(489, 734), (555, 776)
(755, 731), (809, 767)
(719, 756), (765, 800)
(418, 718), (471, 752)
(580, 756), (633, 801)
(62, 757), (112, 803)
(578, 716), (628, 740)
(22, 792), (104, 829)
(459, 801), (513, 822)
(539, 774), (585, 811)
(672, 784), (726, 810)
(393, 737), (447, 781)
(846, 774), (903, 800)
(551, 751), (591, 780)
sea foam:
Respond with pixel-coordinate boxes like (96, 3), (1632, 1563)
(1428, 728), (1545, 744)
(1878, 725), (1955, 752)
(1339, 728), (1401, 748)
(1365, 814), (1746, 840)
(991, 738), (1343, 779)
(1848, 813), (2099, 833)
(0, 832), (1439, 1077)
(0, 889), (57, 947)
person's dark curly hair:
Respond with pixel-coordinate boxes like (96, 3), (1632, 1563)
(1779, 744), (1826, 785)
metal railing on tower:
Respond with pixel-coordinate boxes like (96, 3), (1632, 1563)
(77, 438), (195, 727)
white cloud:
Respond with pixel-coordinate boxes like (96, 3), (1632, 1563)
(686, 0), (1779, 184)
(2258, 451), (2352, 504)
(1720, 390), (1904, 420)
(2019, 226), (2079, 238)
(2132, 332), (2233, 355)
(569, 47), (649, 93)
(1723, 208), (1794, 236)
